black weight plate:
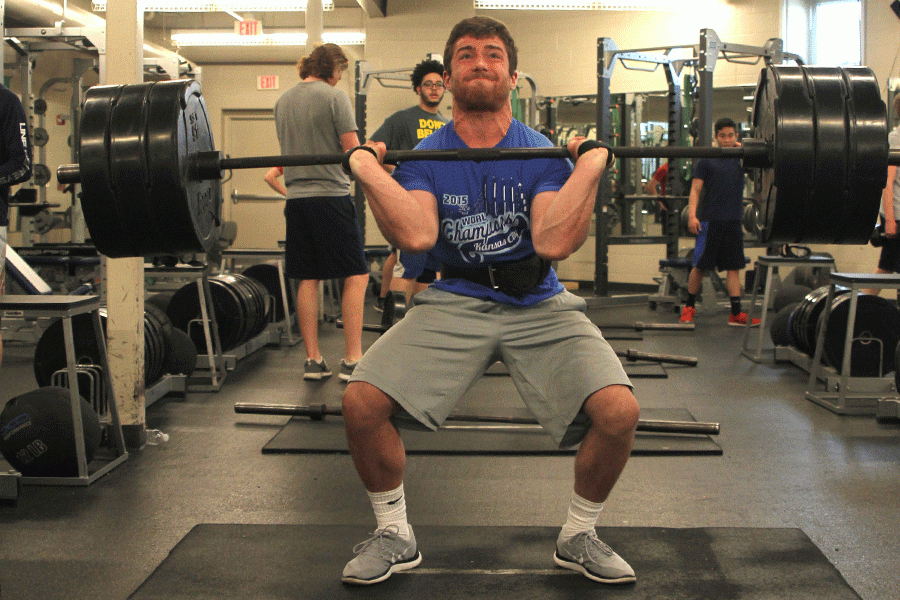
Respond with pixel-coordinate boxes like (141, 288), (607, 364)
(167, 277), (244, 352)
(78, 85), (134, 257)
(34, 312), (107, 390)
(146, 291), (175, 313)
(839, 67), (889, 243)
(821, 293), (900, 377)
(792, 286), (847, 355)
(752, 65), (815, 243)
(145, 304), (175, 385)
(32, 164), (51, 186)
(243, 264), (293, 321)
(803, 67), (850, 244)
(774, 284), (813, 314)
(146, 80), (221, 255)
(770, 301), (800, 348)
(241, 274), (272, 340)
(215, 274), (252, 347)
(142, 310), (162, 386)
(108, 83), (158, 256)
(33, 126), (48, 147)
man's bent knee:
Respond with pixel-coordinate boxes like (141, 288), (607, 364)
(583, 385), (640, 438)
(343, 381), (396, 430)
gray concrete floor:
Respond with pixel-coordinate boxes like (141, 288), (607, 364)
(1, 298), (898, 600)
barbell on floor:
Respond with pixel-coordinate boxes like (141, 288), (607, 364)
(55, 64), (900, 258)
(233, 402), (720, 436)
(598, 322), (694, 332)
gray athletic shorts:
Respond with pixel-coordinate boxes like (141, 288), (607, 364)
(349, 287), (633, 448)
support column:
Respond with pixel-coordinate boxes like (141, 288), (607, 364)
(104, 0), (146, 449)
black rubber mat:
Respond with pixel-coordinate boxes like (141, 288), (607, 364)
(260, 407), (722, 456)
(128, 524), (861, 600)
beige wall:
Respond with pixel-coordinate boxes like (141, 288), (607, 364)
(7, 0), (898, 286)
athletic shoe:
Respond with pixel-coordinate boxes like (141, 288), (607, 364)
(339, 359), (358, 382)
(554, 530), (636, 584)
(728, 311), (760, 327)
(679, 305), (696, 323)
(303, 358), (332, 380)
(342, 525), (422, 585)
(373, 297), (385, 312)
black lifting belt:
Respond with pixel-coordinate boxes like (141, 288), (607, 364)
(442, 254), (551, 298)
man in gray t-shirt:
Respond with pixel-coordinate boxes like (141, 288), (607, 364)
(369, 59), (448, 309)
(274, 43), (368, 383)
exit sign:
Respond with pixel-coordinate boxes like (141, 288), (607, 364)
(258, 75), (280, 90)
(236, 20), (262, 36)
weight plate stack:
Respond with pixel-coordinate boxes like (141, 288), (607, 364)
(79, 85), (134, 257)
(243, 263), (294, 322)
(146, 79), (221, 256)
(821, 293), (900, 377)
(803, 67), (850, 244)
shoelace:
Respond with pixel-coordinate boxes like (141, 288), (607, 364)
(352, 525), (401, 556)
(580, 531), (615, 560)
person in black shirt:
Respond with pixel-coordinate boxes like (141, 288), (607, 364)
(0, 83), (33, 365)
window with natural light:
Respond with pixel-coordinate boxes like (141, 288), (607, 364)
(783, 0), (861, 66)
(813, 0), (861, 66)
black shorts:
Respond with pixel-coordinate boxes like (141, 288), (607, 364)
(877, 220), (900, 272)
(692, 220), (746, 271)
(283, 195), (368, 280)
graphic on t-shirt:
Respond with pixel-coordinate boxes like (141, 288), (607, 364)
(417, 117), (444, 140)
(440, 176), (529, 263)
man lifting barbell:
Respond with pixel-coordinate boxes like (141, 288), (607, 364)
(338, 16), (638, 586)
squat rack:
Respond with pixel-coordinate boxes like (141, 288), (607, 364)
(593, 28), (802, 296)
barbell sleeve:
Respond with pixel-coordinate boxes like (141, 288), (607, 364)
(233, 402), (720, 435)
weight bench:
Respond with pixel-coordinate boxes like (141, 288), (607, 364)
(648, 256), (749, 313)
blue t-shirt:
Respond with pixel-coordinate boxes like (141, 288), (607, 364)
(392, 119), (570, 306)
(692, 157), (745, 222)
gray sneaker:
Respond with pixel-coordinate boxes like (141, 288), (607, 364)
(339, 359), (358, 382)
(303, 358), (331, 380)
(554, 530), (635, 584)
(342, 525), (422, 585)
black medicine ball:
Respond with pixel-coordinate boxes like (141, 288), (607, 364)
(0, 387), (103, 477)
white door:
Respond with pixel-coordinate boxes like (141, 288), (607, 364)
(221, 110), (284, 249)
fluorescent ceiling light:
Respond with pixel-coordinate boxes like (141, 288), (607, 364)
(92, 1), (334, 11)
(171, 29), (364, 45)
(474, 1), (682, 9)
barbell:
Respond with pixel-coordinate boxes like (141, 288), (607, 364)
(55, 64), (900, 258)
(233, 402), (720, 436)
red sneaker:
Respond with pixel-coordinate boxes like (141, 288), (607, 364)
(679, 305), (696, 323)
(728, 311), (760, 327)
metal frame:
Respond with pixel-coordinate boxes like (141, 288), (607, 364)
(0, 295), (128, 486)
(805, 273), (900, 415)
(594, 29), (795, 296)
(741, 255), (836, 363)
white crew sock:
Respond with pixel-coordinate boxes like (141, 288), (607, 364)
(368, 484), (410, 538)
(560, 491), (604, 540)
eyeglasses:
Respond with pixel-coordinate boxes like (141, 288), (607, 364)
(420, 82), (445, 90)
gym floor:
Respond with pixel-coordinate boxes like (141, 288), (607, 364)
(1, 294), (898, 600)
